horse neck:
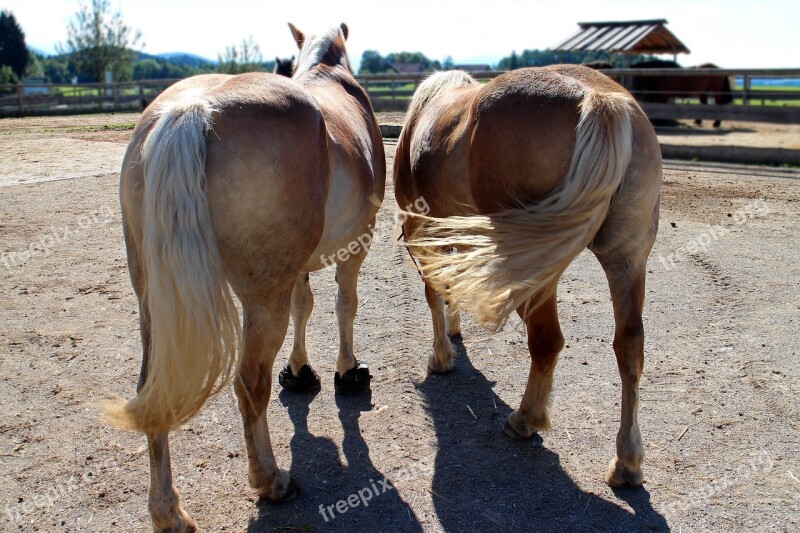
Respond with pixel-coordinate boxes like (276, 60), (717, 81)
(296, 63), (358, 92)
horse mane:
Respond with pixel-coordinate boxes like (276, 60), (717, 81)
(404, 71), (480, 130)
(293, 26), (352, 78)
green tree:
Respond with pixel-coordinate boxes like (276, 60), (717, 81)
(442, 56), (455, 70)
(0, 10), (28, 78)
(358, 50), (386, 74)
(385, 51), (438, 72)
(58, 0), (142, 82)
(217, 36), (264, 74)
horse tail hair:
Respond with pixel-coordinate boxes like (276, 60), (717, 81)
(402, 70), (480, 134)
(104, 95), (241, 433)
(405, 88), (634, 327)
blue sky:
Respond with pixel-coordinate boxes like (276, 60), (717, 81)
(3, 0), (798, 68)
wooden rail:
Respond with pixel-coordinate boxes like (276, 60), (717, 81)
(1, 69), (799, 123)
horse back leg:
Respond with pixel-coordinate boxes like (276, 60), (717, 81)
(278, 273), (322, 393)
(424, 280), (456, 374)
(126, 222), (197, 531)
(503, 291), (563, 440)
(332, 218), (374, 394)
(596, 255), (648, 487)
(234, 284), (298, 501)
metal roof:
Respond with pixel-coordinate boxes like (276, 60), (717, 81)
(553, 19), (690, 55)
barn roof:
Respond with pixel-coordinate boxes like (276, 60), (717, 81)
(553, 19), (690, 55)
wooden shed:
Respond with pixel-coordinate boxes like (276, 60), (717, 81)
(553, 19), (690, 62)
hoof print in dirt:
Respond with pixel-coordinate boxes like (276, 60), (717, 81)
(278, 364), (321, 393)
(334, 361), (372, 395)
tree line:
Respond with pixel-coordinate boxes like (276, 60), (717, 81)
(0, 1), (280, 86)
(1, 1), (663, 87)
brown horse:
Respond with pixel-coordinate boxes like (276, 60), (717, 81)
(109, 23), (384, 531)
(630, 60), (733, 127)
(273, 55), (295, 77)
(394, 66), (661, 487)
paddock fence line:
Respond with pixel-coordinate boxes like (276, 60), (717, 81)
(1, 68), (799, 123)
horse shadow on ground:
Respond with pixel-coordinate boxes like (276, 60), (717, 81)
(247, 389), (424, 532)
(246, 338), (668, 532)
(413, 335), (669, 532)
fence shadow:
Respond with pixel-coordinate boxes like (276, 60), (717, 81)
(413, 335), (669, 532)
(655, 124), (756, 135)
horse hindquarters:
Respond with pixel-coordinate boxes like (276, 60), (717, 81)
(407, 87), (635, 327)
(116, 80), (330, 528)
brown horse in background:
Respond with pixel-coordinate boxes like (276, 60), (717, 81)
(111, 23), (384, 531)
(273, 55), (295, 77)
(394, 66), (661, 488)
(630, 60), (733, 127)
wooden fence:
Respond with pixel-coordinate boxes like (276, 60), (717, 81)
(2, 68), (799, 124)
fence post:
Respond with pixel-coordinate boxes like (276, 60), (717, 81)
(112, 83), (118, 111)
(743, 74), (751, 106)
(17, 84), (23, 116)
(391, 80), (396, 102)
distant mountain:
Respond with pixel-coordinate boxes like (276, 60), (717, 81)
(452, 54), (501, 68)
(28, 46), (51, 57)
(155, 52), (216, 67)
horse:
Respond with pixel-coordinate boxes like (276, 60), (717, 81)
(629, 59), (733, 127)
(394, 66), (661, 488)
(273, 55), (295, 77)
(109, 23), (384, 531)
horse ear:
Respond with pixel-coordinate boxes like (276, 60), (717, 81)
(340, 23), (349, 41)
(275, 56), (280, 63)
(288, 23), (304, 49)
(290, 55), (295, 61)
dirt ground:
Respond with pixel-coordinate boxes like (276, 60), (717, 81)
(1, 113), (798, 533)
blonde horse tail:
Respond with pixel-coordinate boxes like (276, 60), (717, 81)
(105, 96), (241, 433)
(406, 88), (634, 327)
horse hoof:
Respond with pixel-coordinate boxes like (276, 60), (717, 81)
(334, 361), (372, 395)
(278, 364), (321, 393)
(605, 457), (644, 488)
(151, 508), (197, 533)
(259, 473), (301, 503)
(427, 354), (454, 374)
(502, 414), (544, 445)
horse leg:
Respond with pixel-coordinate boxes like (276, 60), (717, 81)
(126, 226), (197, 532)
(695, 94), (707, 126)
(234, 292), (299, 501)
(445, 295), (462, 337)
(425, 281), (457, 373)
(332, 231), (372, 394)
(278, 273), (321, 392)
(503, 292), (563, 440)
(137, 307), (196, 531)
(597, 256), (648, 487)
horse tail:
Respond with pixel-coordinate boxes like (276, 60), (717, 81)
(405, 88), (634, 327)
(403, 70), (480, 132)
(104, 96), (241, 433)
